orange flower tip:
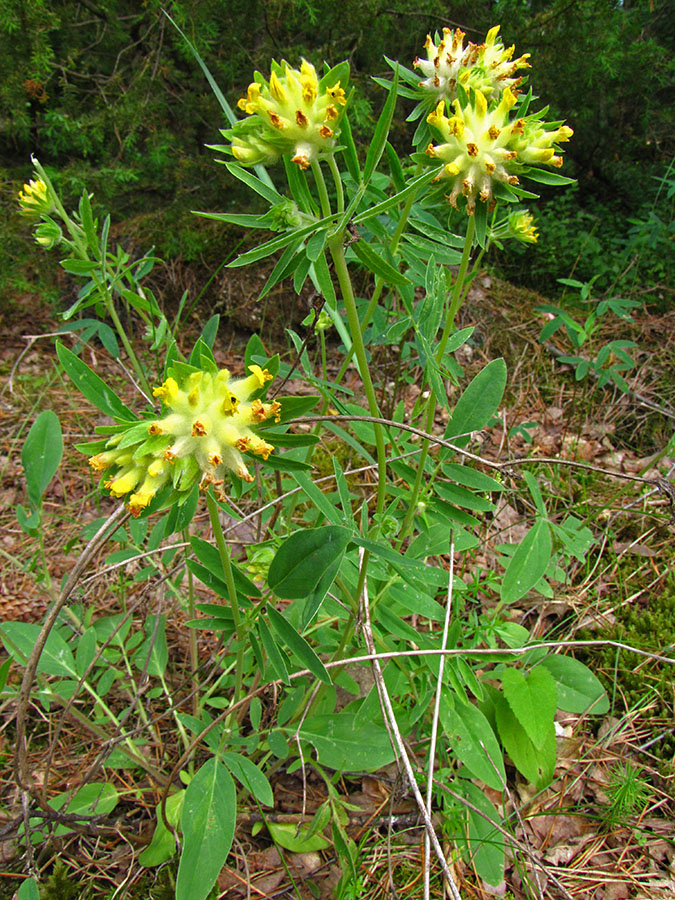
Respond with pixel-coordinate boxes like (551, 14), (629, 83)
(508, 175), (520, 185)
(208, 453), (222, 467)
(270, 400), (282, 423)
(551, 156), (563, 168)
(268, 111), (284, 130)
(292, 153), (311, 169)
(485, 161), (496, 174)
(163, 449), (176, 463)
(467, 142), (479, 157)
(425, 143), (436, 157)
(192, 420), (207, 437)
(148, 423), (163, 435)
(325, 105), (338, 121)
(296, 110), (309, 128)
(251, 399), (267, 422)
(488, 125), (501, 140)
(423, 34), (432, 50)
(319, 125), (334, 139)
(128, 491), (153, 516)
(89, 454), (107, 472)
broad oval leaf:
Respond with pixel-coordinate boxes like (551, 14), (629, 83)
(539, 655), (609, 714)
(500, 518), (552, 604)
(439, 692), (506, 790)
(445, 358), (507, 440)
(177, 759), (236, 900)
(22, 410), (63, 508)
(300, 712), (396, 771)
(0, 622), (76, 678)
(268, 526), (351, 599)
(222, 752), (274, 807)
(500, 666), (557, 750)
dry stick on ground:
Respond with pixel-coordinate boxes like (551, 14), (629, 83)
(358, 547), (464, 900)
(281, 414), (675, 511)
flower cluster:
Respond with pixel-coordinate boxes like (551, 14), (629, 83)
(424, 87), (572, 212)
(17, 178), (54, 219)
(89, 365), (281, 515)
(222, 60), (348, 170)
(414, 26), (530, 108)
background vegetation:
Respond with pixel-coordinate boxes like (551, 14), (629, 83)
(2, 0), (673, 303)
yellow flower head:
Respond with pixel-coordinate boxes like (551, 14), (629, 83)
(413, 25), (530, 109)
(227, 59), (348, 169)
(18, 178), (54, 218)
(509, 209), (538, 243)
(88, 364), (280, 514)
(425, 88), (572, 213)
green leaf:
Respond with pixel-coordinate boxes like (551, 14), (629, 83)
(50, 782), (118, 835)
(22, 410), (63, 508)
(0, 622), (77, 678)
(60, 258), (99, 275)
(134, 615), (168, 677)
(267, 605), (332, 684)
(300, 712), (396, 770)
(138, 790), (185, 867)
(222, 752), (273, 806)
(445, 358), (507, 440)
(350, 240), (409, 286)
(56, 342), (136, 421)
(500, 666), (557, 750)
(17, 877), (40, 900)
(500, 518), (552, 604)
(525, 168), (576, 186)
(176, 759), (236, 900)
(190, 536), (259, 598)
(539, 655), (609, 714)
(268, 526), (351, 599)
(75, 626), (98, 678)
(439, 692), (506, 790)
(222, 162), (282, 204)
(494, 691), (555, 788)
(267, 822), (330, 852)
(364, 65), (399, 184)
(459, 781), (505, 887)
(291, 470), (345, 525)
(229, 216), (334, 268)
(352, 166), (442, 225)
(258, 616), (291, 684)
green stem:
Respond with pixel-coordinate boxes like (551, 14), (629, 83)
(326, 154), (344, 214)
(206, 491), (245, 724)
(102, 291), (153, 397)
(399, 216), (476, 540)
(328, 238), (387, 518)
(311, 159), (332, 219)
(334, 173), (421, 386)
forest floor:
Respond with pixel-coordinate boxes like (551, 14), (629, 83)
(0, 268), (674, 900)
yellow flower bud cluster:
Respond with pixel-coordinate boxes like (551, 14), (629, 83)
(227, 59), (347, 170)
(17, 178), (54, 218)
(414, 26), (530, 108)
(89, 365), (281, 516)
(425, 88), (572, 213)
